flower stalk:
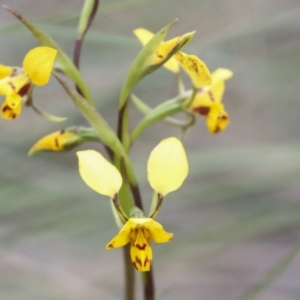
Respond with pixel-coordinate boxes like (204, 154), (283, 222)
(2, 5), (233, 300)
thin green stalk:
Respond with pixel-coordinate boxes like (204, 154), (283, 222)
(183, 86), (197, 109)
(118, 100), (155, 300)
(149, 194), (163, 219)
(74, 0), (99, 95)
(123, 245), (135, 300)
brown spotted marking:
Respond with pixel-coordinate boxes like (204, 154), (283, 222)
(156, 53), (164, 59)
(214, 126), (221, 134)
(2, 105), (9, 113)
(8, 82), (16, 91)
(191, 62), (198, 74)
(143, 256), (151, 267)
(133, 256), (143, 269)
(208, 91), (215, 101)
(18, 83), (31, 97)
(54, 137), (59, 149)
(136, 244), (147, 251)
(193, 106), (210, 116)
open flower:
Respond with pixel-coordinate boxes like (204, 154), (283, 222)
(134, 28), (212, 88)
(187, 68), (233, 133)
(77, 137), (188, 271)
(106, 217), (173, 272)
(0, 46), (57, 120)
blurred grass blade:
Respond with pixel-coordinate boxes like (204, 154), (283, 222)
(239, 241), (300, 300)
(3, 5), (94, 105)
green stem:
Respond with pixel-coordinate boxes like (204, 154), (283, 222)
(123, 245), (135, 300)
(118, 99), (155, 300)
(175, 72), (185, 94)
(183, 86), (197, 109)
(142, 272), (155, 300)
(74, 0), (99, 95)
(78, 127), (99, 141)
(130, 97), (183, 146)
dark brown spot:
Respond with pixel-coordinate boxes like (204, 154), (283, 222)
(134, 256), (142, 268)
(193, 106), (210, 116)
(191, 62), (198, 73)
(18, 83), (31, 97)
(208, 91), (215, 101)
(2, 105), (9, 112)
(107, 243), (114, 249)
(54, 137), (59, 149)
(214, 126), (221, 134)
(144, 257), (151, 267)
(11, 113), (16, 119)
(136, 244), (147, 251)
(8, 82), (16, 91)
(156, 51), (163, 59)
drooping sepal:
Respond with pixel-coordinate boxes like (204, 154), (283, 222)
(175, 51), (212, 88)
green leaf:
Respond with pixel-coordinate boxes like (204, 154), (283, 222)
(3, 5), (94, 105)
(119, 19), (177, 109)
(130, 96), (183, 145)
(53, 73), (138, 187)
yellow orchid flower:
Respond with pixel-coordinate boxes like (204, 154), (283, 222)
(187, 68), (233, 133)
(0, 46), (57, 120)
(77, 137), (188, 271)
(106, 217), (173, 272)
(134, 28), (192, 74)
(134, 28), (212, 89)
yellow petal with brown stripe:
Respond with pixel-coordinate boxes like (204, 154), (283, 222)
(1, 99), (22, 120)
(175, 51), (212, 88)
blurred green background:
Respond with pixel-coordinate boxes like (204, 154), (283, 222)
(0, 0), (300, 299)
